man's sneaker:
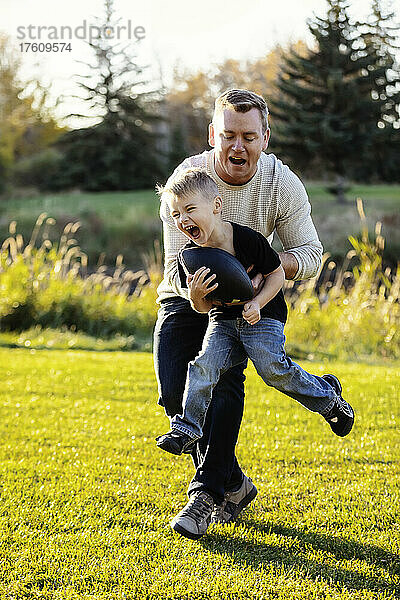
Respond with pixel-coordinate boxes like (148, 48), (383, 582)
(156, 430), (196, 455)
(170, 491), (215, 540)
(322, 374), (354, 437)
(211, 475), (257, 524)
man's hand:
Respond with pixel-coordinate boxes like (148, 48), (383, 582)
(188, 267), (218, 306)
(249, 254), (299, 285)
(278, 252), (299, 280)
(242, 299), (261, 325)
(247, 264), (264, 295)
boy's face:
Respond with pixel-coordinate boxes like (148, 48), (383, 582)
(169, 192), (222, 246)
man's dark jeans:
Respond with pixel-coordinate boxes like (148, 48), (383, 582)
(153, 297), (246, 504)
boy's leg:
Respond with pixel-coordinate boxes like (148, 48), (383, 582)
(240, 318), (342, 415)
(153, 299), (245, 504)
(171, 319), (246, 440)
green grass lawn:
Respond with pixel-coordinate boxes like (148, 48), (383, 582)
(305, 182), (400, 264)
(2, 190), (159, 220)
(0, 190), (160, 269)
(4, 183), (399, 220)
(1, 182), (399, 267)
(1, 349), (399, 599)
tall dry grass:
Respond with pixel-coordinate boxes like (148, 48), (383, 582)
(285, 199), (399, 360)
(0, 214), (160, 340)
(0, 202), (398, 359)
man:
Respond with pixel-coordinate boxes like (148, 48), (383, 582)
(153, 89), (323, 539)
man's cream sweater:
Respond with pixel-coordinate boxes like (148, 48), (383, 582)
(156, 150), (323, 303)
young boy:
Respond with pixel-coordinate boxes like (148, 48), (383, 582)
(156, 168), (354, 455)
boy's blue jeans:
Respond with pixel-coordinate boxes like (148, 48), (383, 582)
(153, 297), (247, 505)
(171, 316), (337, 440)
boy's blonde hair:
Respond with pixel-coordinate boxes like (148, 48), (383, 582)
(157, 168), (219, 202)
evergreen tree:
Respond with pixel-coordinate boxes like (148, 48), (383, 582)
(54, 0), (164, 191)
(358, 0), (400, 181)
(271, 0), (400, 192)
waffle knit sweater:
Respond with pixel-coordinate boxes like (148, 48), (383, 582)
(156, 150), (323, 303)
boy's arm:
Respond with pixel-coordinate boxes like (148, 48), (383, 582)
(255, 265), (285, 309)
(242, 265), (285, 325)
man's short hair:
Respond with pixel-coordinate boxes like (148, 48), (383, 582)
(157, 168), (218, 202)
(213, 89), (269, 133)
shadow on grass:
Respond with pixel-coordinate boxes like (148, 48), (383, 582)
(200, 519), (399, 596)
(0, 342), (144, 352)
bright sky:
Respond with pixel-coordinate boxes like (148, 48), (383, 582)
(1, 0), (398, 123)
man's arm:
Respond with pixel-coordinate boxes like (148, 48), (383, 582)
(279, 252), (299, 281)
(275, 167), (323, 280)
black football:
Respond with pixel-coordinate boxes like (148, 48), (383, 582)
(180, 246), (254, 304)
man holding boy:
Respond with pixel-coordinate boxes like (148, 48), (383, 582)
(153, 89), (350, 539)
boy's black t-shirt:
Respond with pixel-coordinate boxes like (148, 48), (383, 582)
(177, 221), (287, 323)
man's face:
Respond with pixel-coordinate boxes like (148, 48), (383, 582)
(208, 107), (270, 185)
(169, 192), (222, 246)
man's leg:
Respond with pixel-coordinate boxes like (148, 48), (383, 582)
(153, 297), (208, 417)
(153, 299), (245, 504)
(187, 361), (247, 502)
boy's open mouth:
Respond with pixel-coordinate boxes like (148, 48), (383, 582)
(229, 157), (246, 166)
(185, 225), (201, 240)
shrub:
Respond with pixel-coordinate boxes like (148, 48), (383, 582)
(11, 148), (64, 190)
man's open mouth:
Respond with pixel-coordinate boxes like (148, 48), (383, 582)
(185, 225), (201, 240)
(229, 156), (246, 166)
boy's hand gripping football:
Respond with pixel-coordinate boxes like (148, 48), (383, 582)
(187, 267), (218, 313)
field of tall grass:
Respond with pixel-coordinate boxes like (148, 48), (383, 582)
(285, 200), (399, 361)
(0, 200), (398, 360)
(0, 214), (160, 351)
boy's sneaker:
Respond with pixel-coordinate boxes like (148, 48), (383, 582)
(211, 475), (257, 524)
(170, 491), (215, 539)
(322, 374), (354, 437)
(156, 431), (196, 455)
